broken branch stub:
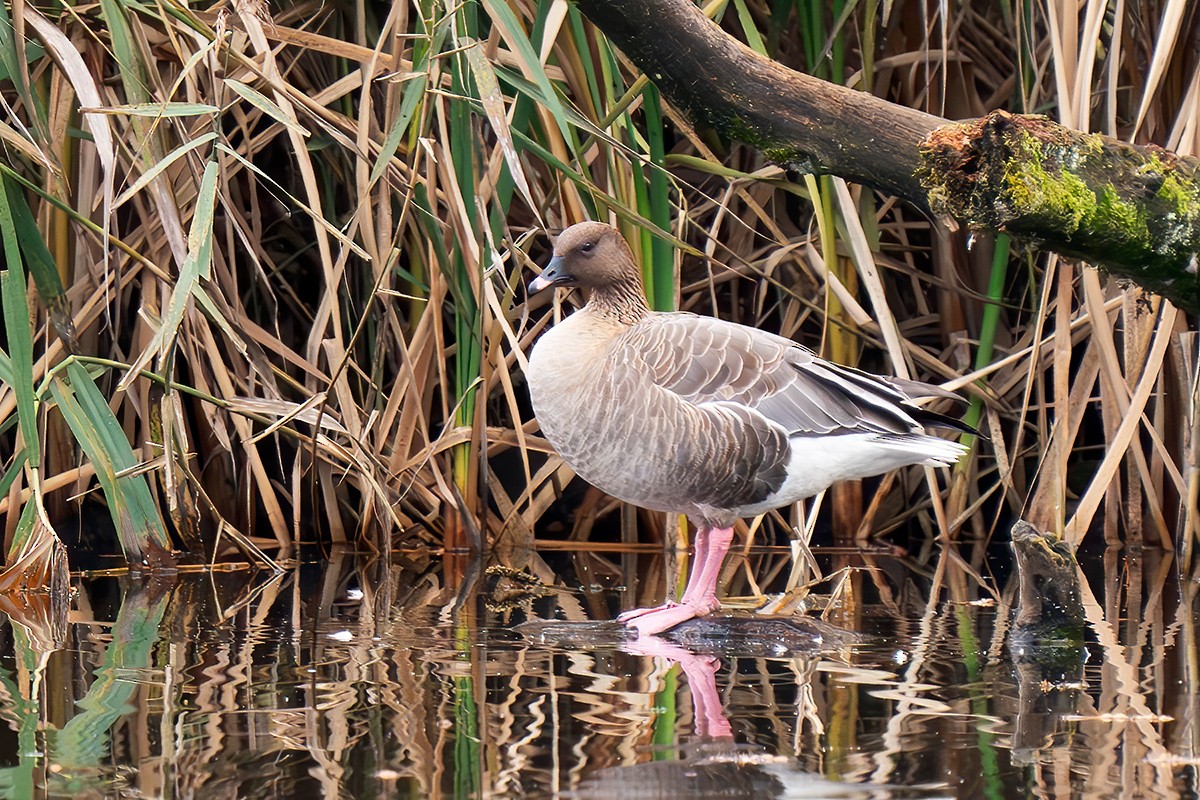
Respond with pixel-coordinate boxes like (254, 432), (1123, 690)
(920, 111), (1200, 312)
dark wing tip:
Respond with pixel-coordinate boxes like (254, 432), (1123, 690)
(908, 406), (986, 440)
(880, 375), (969, 405)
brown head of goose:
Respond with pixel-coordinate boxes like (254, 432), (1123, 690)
(526, 221), (971, 636)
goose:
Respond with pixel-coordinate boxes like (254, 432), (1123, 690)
(526, 221), (971, 636)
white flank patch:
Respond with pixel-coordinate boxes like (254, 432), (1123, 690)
(736, 433), (968, 517)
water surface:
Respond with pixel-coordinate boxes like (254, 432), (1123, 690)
(0, 545), (1193, 798)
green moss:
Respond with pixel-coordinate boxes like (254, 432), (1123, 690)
(763, 146), (813, 170)
(1002, 155), (1096, 236)
(1156, 172), (1190, 206)
(715, 111), (820, 171)
(1138, 150), (1170, 176)
(1088, 185), (1145, 243)
(1064, 130), (1106, 169)
(925, 185), (950, 212)
(998, 128), (1152, 253)
(720, 112), (766, 148)
(1155, 172), (1200, 231)
(991, 124), (1102, 236)
(916, 111), (1200, 311)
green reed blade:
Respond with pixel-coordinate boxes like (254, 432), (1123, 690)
(447, 6), (484, 505)
(831, 0), (848, 81)
(955, 605), (1005, 800)
(0, 4), (23, 92)
(0, 506), (40, 797)
(0, 187), (39, 464)
(98, 101), (220, 118)
(368, 6), (446, 188)
(480, 0), (573, 145)
(0, 448), (25, 501)
(3, 177), (62, 302)
(114, 132), (217, 208)
(0, 3), (46, 138)
(453, 674), (481, 798)
(651, 665), (679, 758)
(486, 0), (565, 233)
(49, 362), (170, 561)
(122, 161), (217, 384)
(371, 69), (429, 186)
(54, 582), (170, 770)
(508, 128), (665, 234)
(567, 3), (606, 117)
(223, 82), (308, 135)
(642, 84), (674, 311)
(861, 0), (878, 88)
(961, 234), (1012, 449)
(464, 38), (538, 218)
(796, 0), (825, 74)
(732, 0), (768, 55)
(97, 0), (150, 104)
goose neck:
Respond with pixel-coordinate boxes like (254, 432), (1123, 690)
(586, 281), (652, 323)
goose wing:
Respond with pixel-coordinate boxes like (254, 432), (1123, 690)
(613, 313), (955, 436)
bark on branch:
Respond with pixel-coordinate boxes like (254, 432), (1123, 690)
(921, 112), (1200, 307)
(577, 0), (1200, 313)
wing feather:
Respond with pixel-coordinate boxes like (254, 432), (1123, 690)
(610, 312), (956, 437)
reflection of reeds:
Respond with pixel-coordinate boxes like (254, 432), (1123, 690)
(0, 544), (1190, 795)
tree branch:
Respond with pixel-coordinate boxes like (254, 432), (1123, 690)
(577, 0), (1200, 312)
(577, 0), (943, 206)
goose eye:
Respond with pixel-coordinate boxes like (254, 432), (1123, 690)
(580, 241), (595, 253)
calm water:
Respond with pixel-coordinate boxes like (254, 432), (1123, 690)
(0, 544), (1195, 799)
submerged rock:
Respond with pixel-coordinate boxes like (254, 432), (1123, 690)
(516, 613), (855, 657)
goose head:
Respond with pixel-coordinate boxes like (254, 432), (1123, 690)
(528, 222), (644, 295)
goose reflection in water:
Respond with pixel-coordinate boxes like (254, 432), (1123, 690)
(541, 622), (942, 800)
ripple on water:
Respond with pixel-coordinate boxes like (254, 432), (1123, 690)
(0, 546), (1189, 799)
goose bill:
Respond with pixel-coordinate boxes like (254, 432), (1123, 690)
(529, 256), (570, 294)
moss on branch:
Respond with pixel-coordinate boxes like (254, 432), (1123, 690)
(920, 111), (1200, 311)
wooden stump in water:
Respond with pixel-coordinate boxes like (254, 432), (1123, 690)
(1009, 519), (1084, 642)
(1007, 519), (1087, 766)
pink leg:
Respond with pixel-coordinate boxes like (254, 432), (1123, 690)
(622, 636), (733, 739)
(617, 525), (702, 623)
(620, 526), (734, 636)
(679, 525), (730, 606)
(688, 525), (711, 595)
(618, 529), (708, 623)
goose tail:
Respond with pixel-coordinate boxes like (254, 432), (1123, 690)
(877, 433), (971, 467)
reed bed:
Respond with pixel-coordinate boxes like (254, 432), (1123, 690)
(0, 0), (1197, 583)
